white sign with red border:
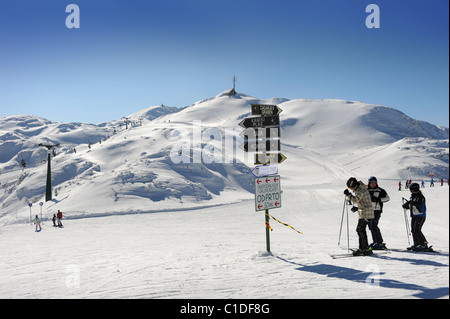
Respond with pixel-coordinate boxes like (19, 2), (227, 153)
(254, 175), (281, 211)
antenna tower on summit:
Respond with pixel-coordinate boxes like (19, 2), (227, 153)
(227, 75), (237, 96)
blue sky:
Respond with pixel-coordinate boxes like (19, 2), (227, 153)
(0, 0), (448, 126)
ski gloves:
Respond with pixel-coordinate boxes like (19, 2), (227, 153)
(344, 189), (359, 212)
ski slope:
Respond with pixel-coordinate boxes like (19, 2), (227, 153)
(0, 90), (448, 299)
(0, 180), (448, 299)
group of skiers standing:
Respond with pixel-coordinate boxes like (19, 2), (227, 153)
(34, 210), (63, 231)
(344, 176), (429, 256)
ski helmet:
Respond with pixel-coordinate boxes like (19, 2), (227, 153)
(368, 176), (378, 184)
(346, 177), (359, 189)
(410, 183), (420, 192)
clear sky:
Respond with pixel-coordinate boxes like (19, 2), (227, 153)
(0, 0), (448, 126)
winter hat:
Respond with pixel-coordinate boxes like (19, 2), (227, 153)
(410, 183), (420, 192)
(347, 177), (359, 189)
(368, 176), (378, 184)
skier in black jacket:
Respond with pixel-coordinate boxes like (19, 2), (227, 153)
(402, 183), (429, 251)
(367, 176), (390, 250)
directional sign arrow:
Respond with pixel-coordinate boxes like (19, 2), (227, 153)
(251, 164), (278, 177)
(254, 153), (287, 165)
(251, 104), (283, 116)
(240, 127), (281, 140)
(241, 139), (281, 153)
(239, 115), (280, 129)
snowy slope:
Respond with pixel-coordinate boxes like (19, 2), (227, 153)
(0, 115), (110, 168)
(0, 91), (448, 224)
(0, 179), (448, 299)
(0, 90), (448, 299)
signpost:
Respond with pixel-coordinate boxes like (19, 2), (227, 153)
(251, 104), (283, 116)
(240, 127), (280, 140)
(254, 176), (281, 211)
(39, 202), (44, 220)
(239, 104), (287, 253)
(251, 164), (278, 177)
(254, 153), (287, 165)
(238, 115), (280, 129)
(241, 139), (281, 153)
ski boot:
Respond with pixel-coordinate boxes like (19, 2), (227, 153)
(412, 244), (431, 252)
(369, 243), (387, 250)
(352, 248), (373, 256)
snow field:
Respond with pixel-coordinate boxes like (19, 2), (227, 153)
(0, 182), (447, 299)
(0, 91), (448, 299)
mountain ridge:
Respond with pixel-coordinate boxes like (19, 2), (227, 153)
(0, 91), (448, 224)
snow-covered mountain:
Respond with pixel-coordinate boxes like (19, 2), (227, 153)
(0, 90), (448, 224)
(0, 90), (449, 300)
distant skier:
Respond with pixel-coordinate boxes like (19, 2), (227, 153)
(344, 177), (375, 256)
(421, 180), (425, 188)
(34, 215), (41, 232)
(52, 214), (57, 227)
(430, 178), (434, 187)
(398, 181), (402, 191)
(367, 176), (390, 250)
(402, 183), (430, 251)
(57, 210), (63, 227)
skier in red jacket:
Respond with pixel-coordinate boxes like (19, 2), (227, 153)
(57, 210), (63, 227)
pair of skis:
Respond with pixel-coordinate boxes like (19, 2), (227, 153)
(330, 246), (446, 259)
(330, 249), (390, 259)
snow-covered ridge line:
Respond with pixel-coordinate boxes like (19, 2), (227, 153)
(0, 90), (448, 225)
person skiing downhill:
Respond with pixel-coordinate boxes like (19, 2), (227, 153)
(344, 177), (375, 256)
(402, 183), (430, 251)
(367, 176), (390, 250)
(34, 215), (41, 232)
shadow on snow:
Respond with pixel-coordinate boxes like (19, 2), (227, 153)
(276, 256), (449, 299)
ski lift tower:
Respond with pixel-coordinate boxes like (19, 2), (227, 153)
(38, 143), (60, 201)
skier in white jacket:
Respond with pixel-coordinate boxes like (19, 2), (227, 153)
(344, 177), (375, 256)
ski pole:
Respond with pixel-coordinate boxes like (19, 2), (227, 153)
(402, 197), (411, 246)
(338, 195), (347, 246)
(346, 197), (350, 254)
